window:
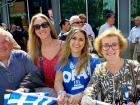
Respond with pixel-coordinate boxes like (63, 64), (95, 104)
(131, 0), (140, 27)
(60, 0), (117, 35)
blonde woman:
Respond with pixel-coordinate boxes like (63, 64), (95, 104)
(16, 13), (63, 98)
(27, 13), (62, 88)
(54, 28), (100, 105)
(81, 29), (140, 105)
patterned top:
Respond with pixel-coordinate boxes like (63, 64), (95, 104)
(88, 59), (140, 104)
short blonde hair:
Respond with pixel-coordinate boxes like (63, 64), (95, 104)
(94, 29), (128, 56)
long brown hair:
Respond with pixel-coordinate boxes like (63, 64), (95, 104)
(59, 28), (89, 75)
(28, 13), (58, 65)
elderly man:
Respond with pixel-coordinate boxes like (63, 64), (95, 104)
(0, 28), (37, 104)
(128, 16), (140, 59)
(98, 13), (116, 35)
(69, 15), (83, 28)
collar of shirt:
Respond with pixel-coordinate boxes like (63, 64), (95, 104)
(105, 22), (113, 27)
(0, 52), (12, 68)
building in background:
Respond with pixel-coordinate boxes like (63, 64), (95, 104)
(0, 0), (51, 30)
(0, 0), (140, 36)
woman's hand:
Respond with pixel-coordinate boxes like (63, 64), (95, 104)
(57, 91), (68, 105)
(16, 88), (30, 92)
(127, 102), (135, 105)
(68, 93), (83, 105)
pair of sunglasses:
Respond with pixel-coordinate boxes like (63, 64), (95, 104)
(33, 22), (49, 30)
(73, 21), (82, 24)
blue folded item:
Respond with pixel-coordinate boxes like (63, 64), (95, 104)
(4, 91), (57, 105)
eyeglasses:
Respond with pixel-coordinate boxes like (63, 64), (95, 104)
(33, 22), (49, 30)
(102, 42), (119, 51)
(72, 21), (82, 24)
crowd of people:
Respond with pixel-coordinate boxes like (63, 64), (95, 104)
(0, 12), (140, 105)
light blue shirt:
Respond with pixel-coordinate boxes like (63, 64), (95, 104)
(128, 26), (140, 43)
(98, 23), (116, 35)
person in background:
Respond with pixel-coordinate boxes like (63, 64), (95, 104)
(78, 13), (95, 40)
(48, 9), (54, 24)
(128, 16), (140, 59)
(0, 23), (8, 31)
(0, 23), (21, 50)
(0, 28), (37, 104)
(11, 24), (26, 50)
(69, 15), (83, 28)
(59, 19), (70, 41)
(81, 29), (140, 105)
(23, 26), (29, 41)
(23, 26), (29, 52)
(54, 28), (100, 105)
(79, 13), (95, 52)
(98, 13), (116, 35)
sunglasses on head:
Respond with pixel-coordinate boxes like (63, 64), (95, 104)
(33, 22), (49, 30)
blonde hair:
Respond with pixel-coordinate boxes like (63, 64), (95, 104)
(0, 28), (21, 50)
(28, 13), (58, 65)
(59, 28), (89, 75)
(78, 13), (86, 19)
(94, 29), (128, 56)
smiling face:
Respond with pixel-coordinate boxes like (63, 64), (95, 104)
(101, 36), (120, 61)
(70, 31), (86, 57)
(33, 17), (51, 40)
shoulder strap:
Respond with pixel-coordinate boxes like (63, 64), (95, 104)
(39, 49), (45, 81)
(127, 60), (137, 103)
(60, 40), (62, 47)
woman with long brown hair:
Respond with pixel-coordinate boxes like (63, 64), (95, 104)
(28, 13), (62, 88)
(54, 28), (100, 105)
(17, 13), (62, 98)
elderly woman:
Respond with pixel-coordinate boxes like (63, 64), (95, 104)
(54, 28), (100, 105)
(81, 29), (140, 105)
